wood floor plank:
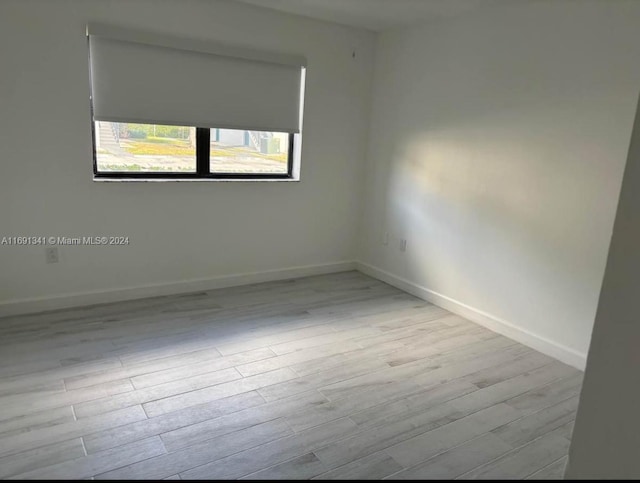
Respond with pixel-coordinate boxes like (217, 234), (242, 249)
(505, 373), (583, 414)
(552, 421), (574, 440)
(131, 347), (275, 388)
(142, 367), (298, 418)
(0, 438), (86, 479)
(258, 357), (391, 402)
(160, 390), (327, 452)
(318, 338), (523, 404)
(526, 456), (567, 479)
(115, 334), (223, 366)
(313, 451), (404, 480)
(447, 362), (577, 416)
(382, 331), (497, 368)
(179, 417), (358, 480)
(240, 453), (328, 480)
(214, 323), (339, 356)
(0, 379), (65, 398)
(325, 304), (448, 335)
(236, 340), (361, 377)
(0, 359), (62, 380)
(458, 432), (571, 479)
(83, 391), (266, 454)
(95, 419), (292, 480)
(0, 345), (120, 377)
(7, 356), (125, 384)
(348, 379), (479, 431)
(492, 396), (578, 448)
(462, 350), (554, 389)
(73, 367), (241, 418)
(9, 436), (166, 480)
(384, 403), (522, 469)
(409, 342), (532, 390)
(351, 315), (469, 350)
(285, 380), (426, 433)
(0, 406), (75, 437)
(368, 305), (451, 331)
(268, 326), (383, 356)
(386, 433), (513, 479)
(313, 398), (465, 469)
(290, 320), (480, 378)
(0, 379), (134, 420)
(0, 405), (147, 458)
(64, 346), (268, 390)
(304, 292), (420, 317)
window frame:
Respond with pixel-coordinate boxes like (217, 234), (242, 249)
(91, 125), (296, 181)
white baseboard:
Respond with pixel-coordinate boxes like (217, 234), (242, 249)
(356, 261), (586, 370)
(0, 261), (356, 318)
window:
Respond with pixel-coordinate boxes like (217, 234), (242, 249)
(94, 122), (293, 178)
(88, 25), (305, 180)
(209, 128), (292, 176)
(95, 122), (196, 174)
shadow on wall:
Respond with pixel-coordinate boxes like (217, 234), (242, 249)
(376, 91), (623, 354)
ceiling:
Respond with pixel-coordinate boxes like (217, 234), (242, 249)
(236, 0), (505, 32)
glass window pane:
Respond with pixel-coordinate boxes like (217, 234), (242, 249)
(210, 129), (289, 175)
(95, 122), (196, 173)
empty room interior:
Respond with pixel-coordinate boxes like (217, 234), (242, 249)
(2, 0), (640, 479)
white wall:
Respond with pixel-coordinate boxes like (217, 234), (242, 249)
(566, 93), (640, 479)
(358, 0), (640, 365)
(0, 0), (374, 311)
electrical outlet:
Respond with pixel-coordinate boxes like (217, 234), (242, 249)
(45, 247), (59, 264)
(400, 239), (407, 252)
(382, 232), (389, 246)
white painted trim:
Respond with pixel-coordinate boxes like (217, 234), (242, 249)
(356, 261), (586, 370)
(0, 261), (356, 318)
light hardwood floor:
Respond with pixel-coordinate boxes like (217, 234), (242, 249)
(0, 271), (581, 479)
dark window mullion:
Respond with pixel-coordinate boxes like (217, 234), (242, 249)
(287, 133), (295, 178)
(195, 127), (210, 176)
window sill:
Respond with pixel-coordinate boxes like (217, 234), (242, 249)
(93, 176), (300, 183)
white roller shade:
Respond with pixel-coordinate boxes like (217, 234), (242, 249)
(88, 26), (306, 133)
